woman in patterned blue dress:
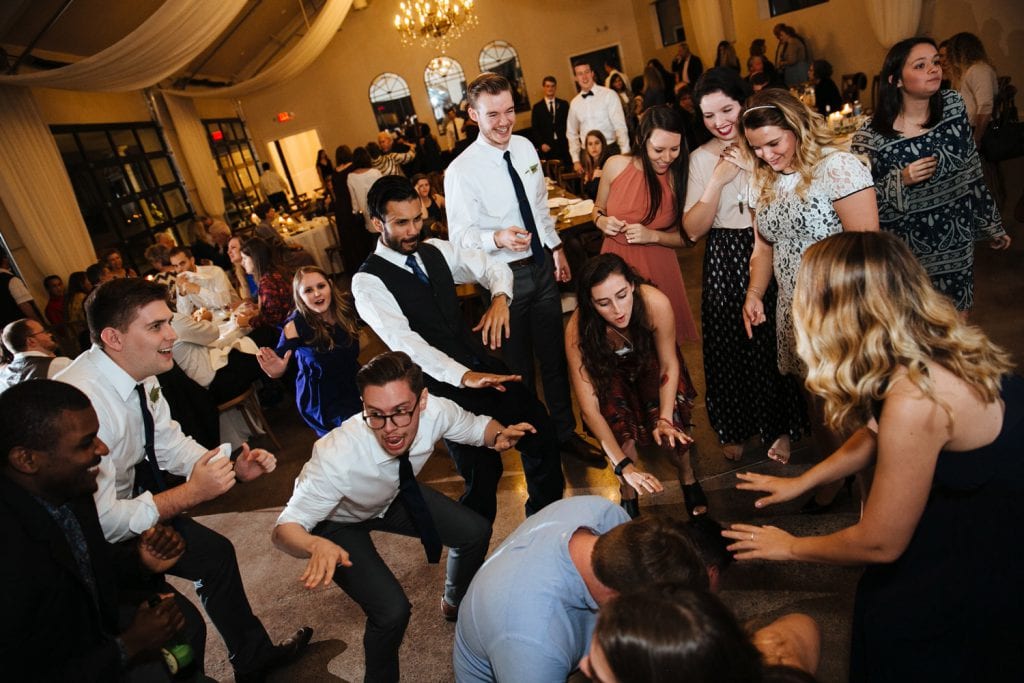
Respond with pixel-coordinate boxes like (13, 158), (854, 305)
(851, 37), (1009, 311)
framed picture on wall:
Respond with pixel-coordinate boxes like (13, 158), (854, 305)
(568, 45), (624, 93)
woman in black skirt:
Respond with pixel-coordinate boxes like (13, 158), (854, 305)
(682, 68), (807, 463)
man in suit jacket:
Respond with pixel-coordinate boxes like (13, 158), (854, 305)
(672, 43), (704, 89)
(530, 75), (571, 167)
(0, 379), (204, 681)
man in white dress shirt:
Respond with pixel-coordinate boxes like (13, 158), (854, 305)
(352, 175), (565, 523)
(168, 246), (234, 316)
(566, 61), (630, 174)
(56, 277), (311, 681)
(446, 72), (599, 465)
(273, 351), (529, 682)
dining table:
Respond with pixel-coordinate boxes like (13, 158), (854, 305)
(279, 215), (336, 272)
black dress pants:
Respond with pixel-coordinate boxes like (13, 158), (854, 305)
(314, 486), (491, 683)
(167, 517), (274, 675)
(426, 371), (565, 522)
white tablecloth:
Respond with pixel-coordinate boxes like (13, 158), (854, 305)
(285, 216), (336, 272)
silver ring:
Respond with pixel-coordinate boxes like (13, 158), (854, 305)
(750, 533), (755, 541)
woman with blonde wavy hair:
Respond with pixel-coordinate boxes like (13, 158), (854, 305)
(723, 231), (1023, 682)
(739, 87), (877, 501)
(256, 265), (362, 436)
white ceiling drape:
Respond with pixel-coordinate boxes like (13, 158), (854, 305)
(864, 0), (922, 49)
(684, 0), (726, 73)
(162, 93), (226, 218)
(0, 0), (246, 92)
(163, 0), (353, 99)
(0, 86), (100, 281)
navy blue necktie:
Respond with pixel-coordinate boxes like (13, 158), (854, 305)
(397, 453), (442, 563)
(502, 150), (545, 265)
(134, 383), (166, 493)
(405, 254), (430, 286)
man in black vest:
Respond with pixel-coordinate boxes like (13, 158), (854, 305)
(531, 75), (571, 167)
(0, 317), (72, 391)
(352, 175), (565, 522)
(0, 249), (40, 331)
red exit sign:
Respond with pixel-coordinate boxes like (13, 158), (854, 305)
(210, 130), (224, 141)
(276, 112), (294, 123)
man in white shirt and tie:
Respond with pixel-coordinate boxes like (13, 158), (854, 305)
(56, 277), (311, 681)
(273, 351), (531, 682)
(445, 72), (600, 465)
(566, 61), (630, 175)
(168, 246), (234, 316)
(530, 75), (571, 167)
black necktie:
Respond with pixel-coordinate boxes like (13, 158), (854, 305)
(550, 101), (558, 140)
(397, 453), (442, 563)
(502, 150), (545, 264)
(134, 383), (166, 493)
(51, 504), (100, 609)
(405, 254), (430, 286)
(582, 91), (594, 98)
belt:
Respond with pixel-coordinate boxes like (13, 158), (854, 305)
(508, 247), (551, 269)
(508, 256), (534, 269)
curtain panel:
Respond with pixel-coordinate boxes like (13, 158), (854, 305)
(865, 0), (922, 49)
(685, 0), (727, 74)
(164, 0), (352, 99)
(0, 86), (99, 283)
(0, 1), (246, 92)
(162, 94), (226, 218)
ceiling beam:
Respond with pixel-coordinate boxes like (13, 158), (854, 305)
(6, 0), (75, 74)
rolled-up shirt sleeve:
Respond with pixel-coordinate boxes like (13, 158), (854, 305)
(276, 440), (348, 531)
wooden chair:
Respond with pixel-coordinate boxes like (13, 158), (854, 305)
(216, 384), (282, 450)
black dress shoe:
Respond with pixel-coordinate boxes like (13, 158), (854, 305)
(559, 434), (606, 467)
(235, 627), (314, 683)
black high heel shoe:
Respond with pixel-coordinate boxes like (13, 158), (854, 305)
(681, 480), (708, 518)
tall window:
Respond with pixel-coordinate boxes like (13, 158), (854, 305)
(369, 73), (417, 131)
(654, 0), (685, 46)
(52, 122), (193, 273)
(202, 118), (261, 227)
(424, 57), (467, 129)
(479, 41), (530, 112)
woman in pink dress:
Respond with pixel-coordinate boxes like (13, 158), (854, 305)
(592, 105), (697, 346)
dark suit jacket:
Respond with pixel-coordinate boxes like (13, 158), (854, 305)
(673, 55), (704, 86)
(0, 478), (155, 681)
(530, 97), (571, 162)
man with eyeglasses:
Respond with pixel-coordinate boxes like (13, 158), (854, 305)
(273, 351), (532, 682)
(0, 317), (72, 391)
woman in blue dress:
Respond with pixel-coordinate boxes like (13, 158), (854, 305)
(256, 266), (361, 436)
(850, 36), (1009, 311)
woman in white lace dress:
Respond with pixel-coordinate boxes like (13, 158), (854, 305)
(738, 89), (878, 509)
(739, 89), (879, 377)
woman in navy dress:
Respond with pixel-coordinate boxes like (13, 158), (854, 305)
(256, 266), (361, 436)
(723, 232), (1023, 682)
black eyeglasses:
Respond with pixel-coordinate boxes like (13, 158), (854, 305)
(362, 409), (415, 430)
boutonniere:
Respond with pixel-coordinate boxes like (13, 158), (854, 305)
(149, 386), (161, 405)
(526, 163), (539, 175)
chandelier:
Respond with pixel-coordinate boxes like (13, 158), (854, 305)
(394, 0), (478, 52)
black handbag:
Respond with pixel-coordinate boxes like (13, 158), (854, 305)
(980, 119), (1024, 162)
(980, 76), (1024, 162)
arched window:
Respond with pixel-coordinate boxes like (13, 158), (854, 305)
(423, 57), (468, 129)
(479, 40), (530, 112)
(369, 72), (417, 132)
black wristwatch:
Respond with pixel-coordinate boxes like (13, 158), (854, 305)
(613, 457), (634, 477)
